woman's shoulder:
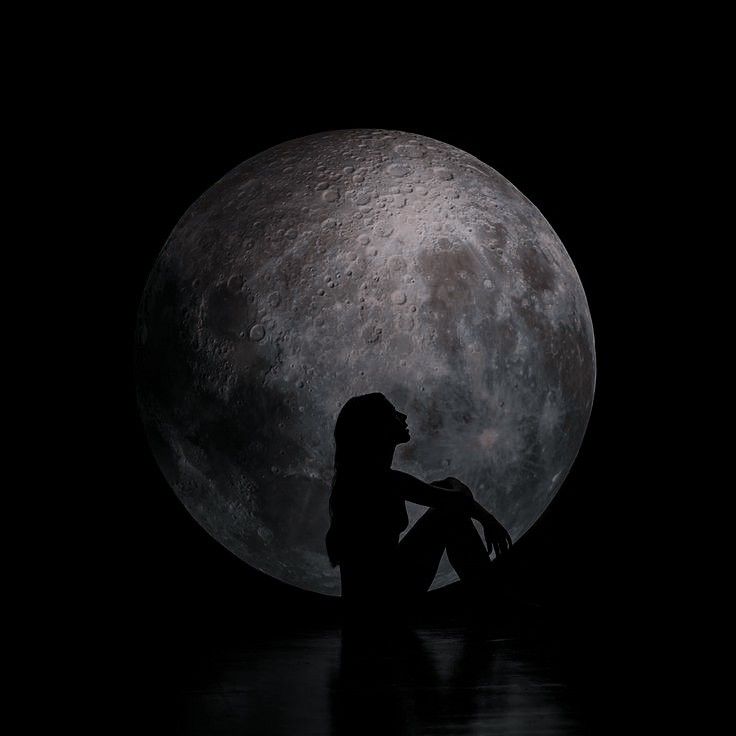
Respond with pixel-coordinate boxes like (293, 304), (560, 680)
(385, 468), (419, 489)
(334, 468), (408, 499)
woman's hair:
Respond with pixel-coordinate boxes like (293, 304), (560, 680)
(325, 393), (394, 567)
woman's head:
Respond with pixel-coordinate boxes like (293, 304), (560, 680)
(333, 393), (410, 472)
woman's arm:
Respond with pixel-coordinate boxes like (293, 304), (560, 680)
(390, 469), (512, 557)
(390, 469), (484, 520)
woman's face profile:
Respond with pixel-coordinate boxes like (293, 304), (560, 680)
(335, 393), (410, 454)
(384, 400), (410, 445)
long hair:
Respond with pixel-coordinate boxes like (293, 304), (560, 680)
(325, 393), (393, 566)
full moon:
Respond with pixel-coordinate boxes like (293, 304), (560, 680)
(136, 130), (595, 596)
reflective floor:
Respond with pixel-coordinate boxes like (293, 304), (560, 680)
(140, 621), (604, 735)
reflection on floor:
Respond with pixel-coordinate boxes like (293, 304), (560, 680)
(147, 622), (599, 735)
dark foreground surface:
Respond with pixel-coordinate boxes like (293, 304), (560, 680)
(162, 628), (585, 735)
(118, 593), (640, 736)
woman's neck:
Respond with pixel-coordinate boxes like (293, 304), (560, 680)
(375, 442), (396, 471)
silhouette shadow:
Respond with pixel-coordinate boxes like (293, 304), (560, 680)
(140, 608), (586, 735)
(328, 620), (581, 736)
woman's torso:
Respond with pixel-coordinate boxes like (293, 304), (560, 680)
(329, 470), (408, 597)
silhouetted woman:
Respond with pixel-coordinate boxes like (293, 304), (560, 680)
(325, 393), (512, 615)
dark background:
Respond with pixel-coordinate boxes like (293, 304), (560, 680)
(78, 68), (679, 730)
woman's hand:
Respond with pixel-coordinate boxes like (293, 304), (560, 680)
(482, 514), (512, 560)
(432, 478), (512, 558)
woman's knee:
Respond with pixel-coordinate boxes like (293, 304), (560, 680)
(426, 506), (474, 533)
(433, 503), (470, 519)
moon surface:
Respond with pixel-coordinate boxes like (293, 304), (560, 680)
(136, 130), (595, 596)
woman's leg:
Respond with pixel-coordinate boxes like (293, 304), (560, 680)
(397, 507), (494, 596)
